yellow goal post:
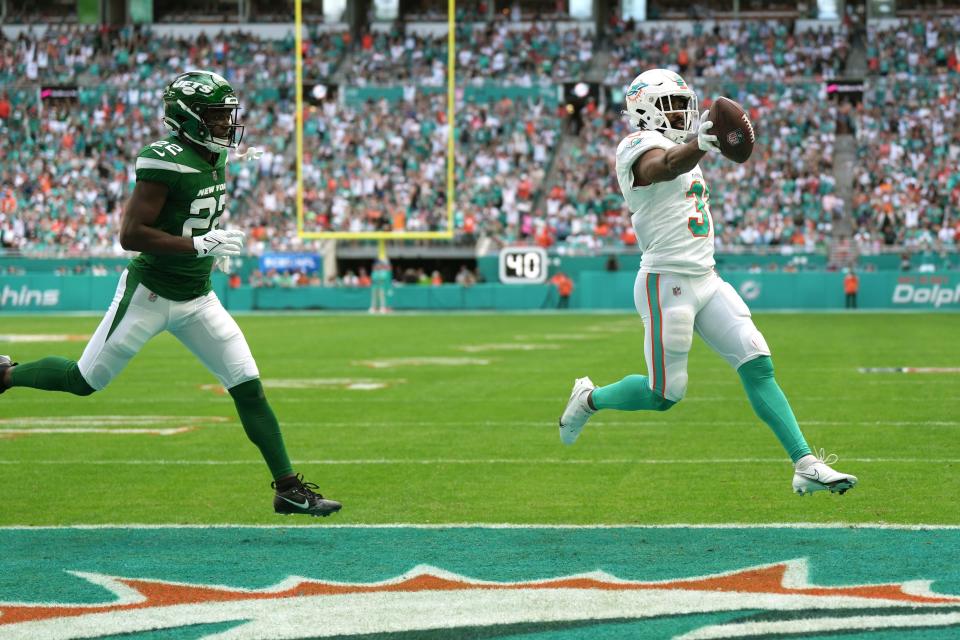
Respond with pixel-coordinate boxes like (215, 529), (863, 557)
(294, 0), (456, 241)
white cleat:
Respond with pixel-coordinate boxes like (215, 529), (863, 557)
(792, 449), (858, 496)
(559, 377), (596, 445)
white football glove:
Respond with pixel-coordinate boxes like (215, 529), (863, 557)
(193, 229), (245, 258)
(697, 110), (719, 152)
(214, 255), (232, 273)
(234, 145), (264, 162)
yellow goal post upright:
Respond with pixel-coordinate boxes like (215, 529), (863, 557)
(294, 0), (457, 262)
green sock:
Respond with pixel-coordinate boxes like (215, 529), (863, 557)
(591, 374), (675, 411)
(229, 379), (294, 480)
(737, 356), (812, 463)
(9, 357), (95, 396)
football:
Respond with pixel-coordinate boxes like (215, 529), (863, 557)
(708, 97), (755, 163)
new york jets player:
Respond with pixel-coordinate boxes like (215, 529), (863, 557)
(0, 71), (341, 516)
(558, 69), (858, 496)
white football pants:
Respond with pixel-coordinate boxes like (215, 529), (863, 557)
(633, 269), (770, 402)
(78, 269), (260, 391)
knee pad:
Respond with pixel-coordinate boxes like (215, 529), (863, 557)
(662, 308), (695, 354)
(661, 308), (694, 401)
(738, 355), (775, 382)
(67, 363), (96, 396)
(651, 393), (677, 412)
(229, 378), (266, 403)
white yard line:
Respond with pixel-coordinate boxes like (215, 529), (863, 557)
(0, 457), (954, 465)
(0, 523), (958, 530)
(0, 428), (191, 436)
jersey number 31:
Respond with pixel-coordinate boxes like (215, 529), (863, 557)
(686, 180), (711, 238)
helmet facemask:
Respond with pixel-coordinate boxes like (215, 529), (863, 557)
(197, 102), (245, 152)
(162, 71), (245, 153)
(623, 69), (700, 144)
(653, 93), (699, 143)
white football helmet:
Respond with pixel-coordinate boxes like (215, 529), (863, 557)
(623, 69), (699, 143)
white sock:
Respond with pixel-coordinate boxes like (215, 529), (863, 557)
(795, 454), (817, 470)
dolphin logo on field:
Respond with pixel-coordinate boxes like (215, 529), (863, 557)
(2, 559), (959, 639)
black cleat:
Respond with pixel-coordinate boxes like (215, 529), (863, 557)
(0, 355), (17, 395)
(272, 474), (342, 517)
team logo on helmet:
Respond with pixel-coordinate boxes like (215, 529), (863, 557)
(162, 70), (244, 153)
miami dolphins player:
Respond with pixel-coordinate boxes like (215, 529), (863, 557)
(558, 69), (858, 497)
(0, 71), (341, 516)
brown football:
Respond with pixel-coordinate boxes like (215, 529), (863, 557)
(707, 97), (755, 163)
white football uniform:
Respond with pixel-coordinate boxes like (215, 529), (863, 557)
(615, 130), (769, 402)
(78, 269), (259, 391)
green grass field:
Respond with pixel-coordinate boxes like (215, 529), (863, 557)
(1, 312), (957, 526)
(3, 312), (960, 639)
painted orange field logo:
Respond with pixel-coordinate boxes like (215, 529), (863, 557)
(2, 559), (960, 638)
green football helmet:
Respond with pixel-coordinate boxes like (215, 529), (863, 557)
(162, 70), (244, 152)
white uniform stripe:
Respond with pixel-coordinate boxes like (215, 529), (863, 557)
(135, 157), (201, 173)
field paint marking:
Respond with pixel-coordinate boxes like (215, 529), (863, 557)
(0, 457), (955, 465)
(199, 379), (403, 394)
(0, 416), (228, 427)
(513, 334), (594, 341)
(678, 612), (960, 640)
(6, 396), (954, 406)
(2, 523), (960, 530)
(0, 428), (192, 436)
(2, 418), (952, 429)
(274, 420), (960, 428)
(354, 357), (491, 368)
(859, 367), (960, 374)
(0, 334), (90, 343)
(458, 344), (561, 352)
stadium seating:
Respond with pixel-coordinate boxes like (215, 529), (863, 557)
(851, 75), (960, 252)
(344, 21), (593, 85)
(1, 18), (958, 260)
(548, 82), (837, 250)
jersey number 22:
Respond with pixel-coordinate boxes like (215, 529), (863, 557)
(182, 195), (226, 238)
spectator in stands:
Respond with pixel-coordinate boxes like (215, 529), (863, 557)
(342, 270), (359, 287)
(456, 264), (477, 287)
(357, 268), (371, 287)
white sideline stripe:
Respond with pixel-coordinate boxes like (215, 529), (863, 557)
(0, 457), (954, 465)
(135, 157), (201, 173)
(1, 523), (959, 530)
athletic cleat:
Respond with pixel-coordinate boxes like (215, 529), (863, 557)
(0, 355), (17, 395)
(792, 449), (858, 496)
(272, 474), (342, 517)
(559, 376), (596, 445)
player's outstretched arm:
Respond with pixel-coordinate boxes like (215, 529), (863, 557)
(633, 115), (718, 186)
(119, 180), (195, 254)
(634, 141), (706, 186)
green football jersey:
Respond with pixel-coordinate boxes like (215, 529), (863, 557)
(127, 136), (227, 301)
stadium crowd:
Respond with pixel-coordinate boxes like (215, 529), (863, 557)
(1, 18), (958, 259)
(604, 20), (851, 85)
(850, 76), (960, 253)
(343, 21), (593, 85)
(546, 82), (839, 251)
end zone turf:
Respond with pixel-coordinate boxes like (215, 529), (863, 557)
(2, 525), (959, 639)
